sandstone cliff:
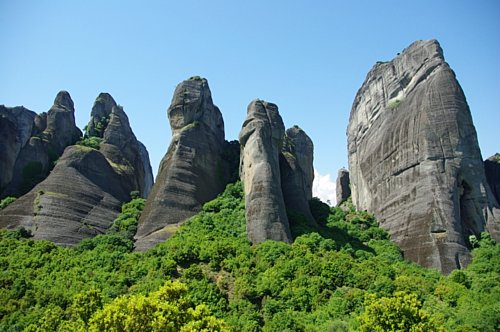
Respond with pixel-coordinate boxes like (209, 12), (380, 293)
(0, 91), (81, 198)
(240, 100), (292, 244)
(280, 126), (315, 224)
(0, 93), (153, 246)
(135, 77), (236, 251)
(347, 39), (499, 273)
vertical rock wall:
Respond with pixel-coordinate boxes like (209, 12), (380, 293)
(347, 40), (499, 273)
(239, 100), (292, 243)
(135, 77), (234, 251)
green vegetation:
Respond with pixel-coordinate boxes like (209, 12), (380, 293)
(189, 75), (203, 81)
(388, 98), (402, 109)
(0, 196), (16, 210)
(0, 182), (498, 331)
(76, 136), (103, 150)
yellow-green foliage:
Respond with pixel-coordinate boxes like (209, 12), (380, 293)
(358, 292), (443, 331)
(88, 281), (227, 332)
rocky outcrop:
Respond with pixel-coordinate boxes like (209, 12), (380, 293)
(280, 126), (315, 224)
(484, 154), (500, 206)
(336, 168), (351, 206)
(96, 97), (154, 198)
(135, 77), (236, 251)
(347, 39), (499, 273)
(0, 91), (81, 198)
(240, 100), (292, 244)
(0, 93), (153, 246)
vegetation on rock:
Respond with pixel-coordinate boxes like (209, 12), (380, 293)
(0, 182), (498, 331)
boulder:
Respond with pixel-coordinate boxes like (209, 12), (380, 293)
(135, 77), (235, 251)
(347, 39), (499, 273)
(336, 168), (351, 206)
(240, 100), (292, 244)
(280, 126), (315, 224)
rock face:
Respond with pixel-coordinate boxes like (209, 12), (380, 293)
(135, 77), (236, 251)
(0, 91), (81, 198)
(280, 126), (315, 223)
(94, 94), (154, 198)
(240, 100), (292, 244)
(0, 93), (153, 246)
(336, 168), (351, 206)
(484, 154), (500, 206)
(347, 39), (499, 273)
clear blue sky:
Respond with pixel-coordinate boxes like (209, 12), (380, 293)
(1, 1), (499, 197)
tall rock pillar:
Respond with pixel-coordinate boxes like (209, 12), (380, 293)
(239, 100), (292, 244)
(347, 39), (499, 273)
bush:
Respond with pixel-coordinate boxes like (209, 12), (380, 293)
(0, 196), (16, 209)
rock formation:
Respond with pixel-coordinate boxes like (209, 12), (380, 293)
(0, 91), (81, 198)
(484, 154), (500, 206)
(280, 126), (315, 224)
(135, 77), (236, 251)
(0, 93), (153, 246)
(347, 39), (499, 273)
(240, 100), (292, 244)
(336, 168), (351, 206)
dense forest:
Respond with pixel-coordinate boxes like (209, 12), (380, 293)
(0, 182), (498, 331)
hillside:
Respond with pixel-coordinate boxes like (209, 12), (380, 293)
(1, 182), (498, 331)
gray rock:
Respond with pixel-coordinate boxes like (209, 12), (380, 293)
(484, 154), (500, 205)
(280, 126), (315, 224)
(0, 146), (126, 246)
(138, 141), (154, 198)
(135, 77), (234, 251)
(0, 106), (37, 193)
(336, 168), (351, 206)
(0, 93), (153, 246)
(240, 100), (292, 244)
(0, 91), (81, 198)
(347, 39), (499, 273)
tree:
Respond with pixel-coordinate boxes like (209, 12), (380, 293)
(358, 292), (443, 332)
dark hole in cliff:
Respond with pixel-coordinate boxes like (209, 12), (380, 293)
(459, 180), (475, 247)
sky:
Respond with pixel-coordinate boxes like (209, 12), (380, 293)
(1, 0), (499, 204)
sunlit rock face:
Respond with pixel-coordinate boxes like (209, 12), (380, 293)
(239, 100), (292, 244)
(347, 39), (499, 273)
(135, 77), (236, 251)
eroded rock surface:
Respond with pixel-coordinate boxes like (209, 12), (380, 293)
(280, 126), (315, 224)
(0, 91), (81, 198)
(0, 93), (153, 246)
(135, 77), (235, 251)
(484, 154), (500, 206)
(347, 39), (499, 273)
(336, 168), (351, 206)
(240, 100), (292, 244)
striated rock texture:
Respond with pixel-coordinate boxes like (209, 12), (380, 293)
(0, 94), (153, 246)
(240, 100), (292, 244)
(347, 39), (499, 273)
(280, 126), (315, 224)
(0, 91), (81, 198)
(484, 154), (500, 206)
(94, 94), (154, 198)
(135, 77), (236, 251)
(336, 168), (351, 206)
